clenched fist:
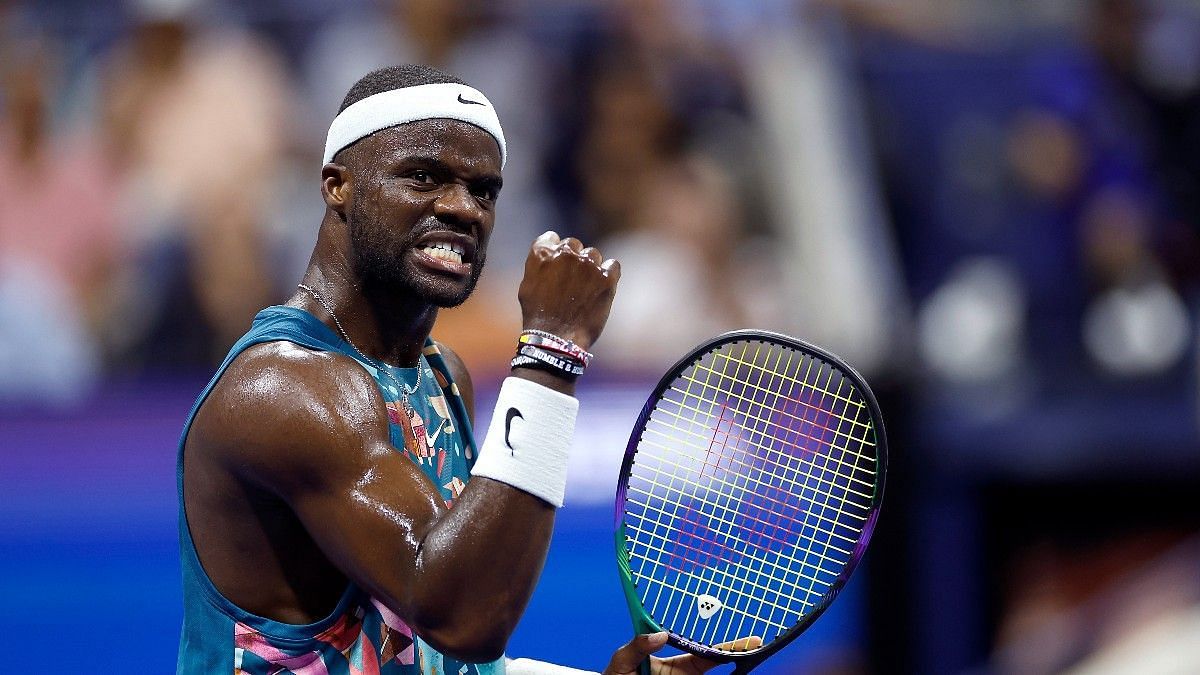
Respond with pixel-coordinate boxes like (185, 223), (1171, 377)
(518, 231), (620, 352)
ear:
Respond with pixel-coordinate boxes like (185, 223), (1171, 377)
(321, 163), (351, 218)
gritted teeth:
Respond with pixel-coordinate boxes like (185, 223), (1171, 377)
(420, 241), (465, 264)
(414, 232), (475, 267)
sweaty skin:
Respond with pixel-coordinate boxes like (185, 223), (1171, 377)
(182, 118), (619, 662)
(183, 113), (737, 673)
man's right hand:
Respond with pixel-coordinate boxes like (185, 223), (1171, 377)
(517, 230), (620, 352)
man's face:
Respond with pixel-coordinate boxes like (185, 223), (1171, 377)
(340, 118), (502, 307)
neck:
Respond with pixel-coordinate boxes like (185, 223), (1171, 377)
(293, 217), (438, 367)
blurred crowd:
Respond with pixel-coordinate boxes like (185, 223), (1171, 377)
(0, 0), (800, 398)
(8, 0), (1196, 396)
(2, 0), (1200, 672)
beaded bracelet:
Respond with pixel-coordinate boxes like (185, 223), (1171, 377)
(511, 344), (585, 379)
(519, 330), (594, 367)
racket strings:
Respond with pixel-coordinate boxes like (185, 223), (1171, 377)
(624, 494), (849, 588)
(622, 341), (879, 651)
(672, 345), (878, 487)
(627, 442), (867, 550)
(644, 406), (876, 495)
(683, 362), (873, 437)
(633, 379), (859, 638)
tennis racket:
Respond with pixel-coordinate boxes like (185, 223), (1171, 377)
(614, 330), (886, 674)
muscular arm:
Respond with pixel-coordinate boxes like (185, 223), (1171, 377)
(192, 342), (555, 662)
(190, 232), (616, 663)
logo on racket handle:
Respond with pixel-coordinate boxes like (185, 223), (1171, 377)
(696, 594), (723, 620)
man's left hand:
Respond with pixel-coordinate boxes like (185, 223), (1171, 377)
(602, 633), (762, 675)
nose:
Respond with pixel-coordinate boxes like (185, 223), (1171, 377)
(432, 184), (484, 231)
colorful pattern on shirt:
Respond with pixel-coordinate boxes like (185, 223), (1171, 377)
(176, 306), (502, 675)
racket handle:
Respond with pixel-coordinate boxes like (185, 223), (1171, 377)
(637, 657), (651, 675)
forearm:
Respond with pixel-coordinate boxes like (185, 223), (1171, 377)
(405, 375), (580, 658)
(409, 478), (556, 659)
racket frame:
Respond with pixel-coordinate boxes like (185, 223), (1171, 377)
(613, 329), (888, 673)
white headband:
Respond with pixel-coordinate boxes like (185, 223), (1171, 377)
(323, 83), (506, 167)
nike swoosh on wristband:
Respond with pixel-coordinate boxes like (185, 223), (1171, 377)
(504, 407), (524, 454)
(457, 93), (485, 106)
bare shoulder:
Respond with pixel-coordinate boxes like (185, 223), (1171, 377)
(432, 340), (475, 422)
(188, 340), (391, 495)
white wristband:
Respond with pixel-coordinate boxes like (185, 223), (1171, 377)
(505, 657), (597, 675)
(471, 377), (578, 507)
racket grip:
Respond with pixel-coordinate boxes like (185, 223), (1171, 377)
(637, 657), (651, 675)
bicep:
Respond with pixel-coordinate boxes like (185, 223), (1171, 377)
(283, 436), (449, 612)
(199, 344), (447, 611)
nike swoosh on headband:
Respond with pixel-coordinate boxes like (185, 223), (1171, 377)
(323, 83), (507, 166)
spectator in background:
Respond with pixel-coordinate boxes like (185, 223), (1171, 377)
(567, 6), (794, 371)
(1088, 0), (1200, 283)
(1004, 0), (1192, 379)
(573, 0), (749, 241)
(834, 0), (1195, 386)
(0, 36), (118, 403)
(574, 53), (679, 243)
(600, 149), (785, 371)
(99, 0), (291, 369)
(1076, 0), (1198, 376)
(606, 0), (747, 116)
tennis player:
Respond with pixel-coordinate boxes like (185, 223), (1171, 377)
(175, 65), (726, 674)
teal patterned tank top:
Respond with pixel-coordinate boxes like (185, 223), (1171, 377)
(176, 305), (504, 675)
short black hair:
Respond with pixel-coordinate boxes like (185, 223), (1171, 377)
(337, 64), (467, 115)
